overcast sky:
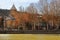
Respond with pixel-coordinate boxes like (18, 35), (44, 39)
(0, 0), (39, 10)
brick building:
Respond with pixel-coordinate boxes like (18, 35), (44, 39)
(0, 5), (41, 31)
(0, 4), (60, 31)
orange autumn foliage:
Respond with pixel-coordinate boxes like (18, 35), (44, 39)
(10, 10), (40, 28)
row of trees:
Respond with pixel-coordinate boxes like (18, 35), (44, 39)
(20, 0), (60, 30)
(19, 0), (60, 15)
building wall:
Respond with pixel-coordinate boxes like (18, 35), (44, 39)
(6, 9), (40, 30)
(4, 9), (60, 30)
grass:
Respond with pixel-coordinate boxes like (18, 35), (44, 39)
(0, 34), (60, 40)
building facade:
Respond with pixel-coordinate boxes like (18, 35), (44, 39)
(0, 5), (60, 31)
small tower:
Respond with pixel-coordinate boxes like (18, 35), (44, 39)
(11, 4), (17, 11)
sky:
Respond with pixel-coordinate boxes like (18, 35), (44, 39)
(0, 0), (39, 10)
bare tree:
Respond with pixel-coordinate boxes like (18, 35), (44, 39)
(49, 0), (60, 16)
(19, 6), (24, 12)
(38, 0), (48, 14)
(25, 3), (37, 14)
(48, 0), (60, 30)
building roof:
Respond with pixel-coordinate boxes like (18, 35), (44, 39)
(11, 4), (16, 10)
(0, 9), (10, 17)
